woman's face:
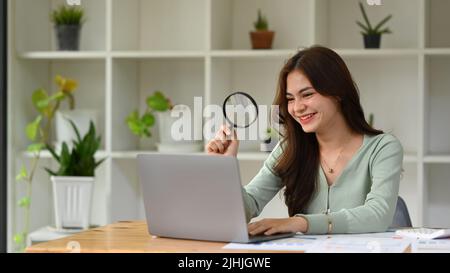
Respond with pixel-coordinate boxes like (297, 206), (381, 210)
(286, 70), (341, 133)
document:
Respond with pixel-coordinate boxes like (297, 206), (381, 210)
(308, 237), (411, 253)
(411, 239), (450, 253)
(223, 233), (411, 253)
(223, 236), (321, 252)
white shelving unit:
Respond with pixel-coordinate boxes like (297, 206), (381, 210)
(7, 0), (450, 250)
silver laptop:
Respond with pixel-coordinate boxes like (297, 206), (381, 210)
(137, 153), (295, 243)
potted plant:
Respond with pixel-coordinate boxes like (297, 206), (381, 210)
(260, 127), (278, 152)
(126, 91), (202, 152)
(126, 91), (173, 138)
(356, 2), (392, 49)
(250, 9), (275, 50)
(13, 75), (83, 250)
(46, 120), (105, 230)
(51, 5), (85, 51)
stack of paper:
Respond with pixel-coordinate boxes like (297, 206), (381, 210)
(223, 236), (320, 252)
(411, 240), (450, 253)
(223, 233), (412, 253)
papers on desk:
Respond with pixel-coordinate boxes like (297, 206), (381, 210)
(307, 237), (411, 253)
(223, 233), (412, 253)
(223, 236), (319, 252)
(411, 240), (450, 253)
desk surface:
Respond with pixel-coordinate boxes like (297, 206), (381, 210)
(26, 221), (300, 253)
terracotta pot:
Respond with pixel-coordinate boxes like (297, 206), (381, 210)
(250, 31), (275, 49)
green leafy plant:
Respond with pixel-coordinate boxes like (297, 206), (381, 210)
(126, 91), (173, 138)
(253, 9), (269, 31)
(356, 2), (392, 36)
(45, 120), (105, 177)
(51, 5), (85, 26)
(14, 75), (78, 251)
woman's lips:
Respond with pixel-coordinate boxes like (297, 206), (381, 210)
(299, 113), (317, 125)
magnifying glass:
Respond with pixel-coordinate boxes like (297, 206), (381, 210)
(222, 91), (259, 132)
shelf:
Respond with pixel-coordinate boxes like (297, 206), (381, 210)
(19, 51), (108, 60)
(424, 48), (450, 56)
(110, 151), (271, 161)
(424, 156), (450, 164)
(22, 150), (109, 159)
(22, 149), (419, 163)
(210, 49), (297, 58)
(335, 49), (419, 58)
(111, 51), (206, 59)
(16, 49), (428, 60)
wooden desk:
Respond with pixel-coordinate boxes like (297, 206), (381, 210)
(26, 221), (300, 253)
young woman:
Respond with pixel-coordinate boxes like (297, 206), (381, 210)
(206, 45), (404, 235)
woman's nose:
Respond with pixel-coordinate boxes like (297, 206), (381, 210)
(293, 99), (306, 113)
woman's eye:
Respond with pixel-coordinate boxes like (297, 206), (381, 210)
(303, 93), (313, 98)
(286, 97), (294, 102)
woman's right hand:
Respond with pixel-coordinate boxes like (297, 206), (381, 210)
(206, 125), (239, 157)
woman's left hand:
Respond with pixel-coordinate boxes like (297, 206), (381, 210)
(247, 217), (308, 236)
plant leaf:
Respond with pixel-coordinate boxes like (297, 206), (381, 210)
(68, 119), (82, 142)
(13, 233), (25, 245)
(49, 119), (102, 176)
(359, 2), (372, 31)
(147, 91), (170, 112)
(32, 89), (49, 112)
(373, 14), (392, 33)
(380, 28), (392, 34)
(141, 113), (155, 127)
(46, 143), (60, 162)
(18, 197), (31, 208)
(26, 115), (42, 141)
(356, 20), (369, 32)
(15, 166), (28, 181)
(27, 143), (45, 153)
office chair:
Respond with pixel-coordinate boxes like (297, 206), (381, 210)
(390, 196), (412, 228)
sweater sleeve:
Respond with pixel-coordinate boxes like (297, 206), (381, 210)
(242, 142), (284, 222)
(297, 135), (404, 234)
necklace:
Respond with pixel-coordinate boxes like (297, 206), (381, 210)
(321, 149), (343, 174)
(321, 140), (350, 174)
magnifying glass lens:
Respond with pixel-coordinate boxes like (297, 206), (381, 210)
(223, 92), (258, 128)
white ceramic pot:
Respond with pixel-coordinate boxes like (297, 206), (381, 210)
(55, 109), (97, 149)
(51, 176), (94, 230)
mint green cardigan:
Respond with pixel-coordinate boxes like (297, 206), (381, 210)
(241, 133), (404, 234)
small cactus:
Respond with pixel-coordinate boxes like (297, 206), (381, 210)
(253, 9), (268, 31)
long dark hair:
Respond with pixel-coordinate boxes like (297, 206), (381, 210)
(273, 45), (383, 216)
